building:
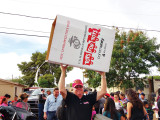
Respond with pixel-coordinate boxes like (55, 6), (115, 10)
(0, 78), (27, 101)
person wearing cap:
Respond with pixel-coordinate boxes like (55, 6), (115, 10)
(104, 93), (110, 99)
(59, 65), (107, 120)
(43, 87), (62, 120)
(140, 93), (148, 102)
(47, 90), (51, 96)
(38, 89), (46, 120)
(84, 89), (88, 95)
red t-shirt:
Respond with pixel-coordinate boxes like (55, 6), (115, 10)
(0, 96), (5, 105)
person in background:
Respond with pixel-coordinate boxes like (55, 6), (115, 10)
(38, 89), (46, 120)
(47, 90), (51, 96)
(0, 94), (11, 105)
(16, 93), (30, 111)
(91, 105), (96, 120)
(56, 99), (67, 120)
(114, 93), (122, 110)
(138, 89), (143, 100)
(12, 95), (18, 103)
(104, 93), (110, 99)
(84, 89), (88, 95)
(119, 93), (127, 114)
(110, 92), (114, 100)
(156, 88), (160, 102)
(103, 98), (122, 120)
(157, 88), (160, 120)
(44, 88), (62, 120)
(118, 108), (127, 120)
(140, 93), (148, 102)
(94, 101), (100, 114)
(126, 88), (149, 120)
(8, 101), (12, 106)
(0, 98), (8, 106)
(143, 101), (154, 120)
(99, 94), (106, 114)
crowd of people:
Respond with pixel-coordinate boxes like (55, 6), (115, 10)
(0, 93), (30, 111)
(0, 65), (160, 120)
(36, 64), (160, 120)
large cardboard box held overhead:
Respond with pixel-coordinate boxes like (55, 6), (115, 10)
(46, 15), (115, 72)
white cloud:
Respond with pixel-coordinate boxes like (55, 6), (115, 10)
(0, 52), (31, 79)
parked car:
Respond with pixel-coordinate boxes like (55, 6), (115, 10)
(27, 88), (54, 117)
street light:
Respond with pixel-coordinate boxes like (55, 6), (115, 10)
(35, 61), (46, 87)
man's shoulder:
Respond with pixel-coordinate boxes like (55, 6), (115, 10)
(85, 91), (97, 98)
(47, 94), (53, 99)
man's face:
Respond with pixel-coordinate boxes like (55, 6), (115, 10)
(42, 90), (45, 93)
(144, 104), (149, 108)
(47, 91), (51, 95)
(84, 91), (88, 95)
(53, 90), (59, 97)
(138, 90), (142, 94)
(73, 85), (84, 99)
(141, 95), (145, 99)
(15, 97), (18, 100)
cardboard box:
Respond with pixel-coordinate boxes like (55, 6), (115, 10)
(46, 15), (115, 72)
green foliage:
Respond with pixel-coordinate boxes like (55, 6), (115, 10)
(70, 83), (73, 87)
(17, 51), (73, 87)
(148, 76), (160, 80)
(84, 29), (160, 89)
(84, 70), (101, 88)
(38, 74), (56, 88)
(11, 78), (25, 85)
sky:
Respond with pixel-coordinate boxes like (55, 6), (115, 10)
(0, 0), (160, 85)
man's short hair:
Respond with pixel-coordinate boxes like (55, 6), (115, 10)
(5, 94), (11, 98)
(47, 89), (51, 92)
(41, 89), (44, 91)
(84, 89), (88, 92)
(143, 101), (148, 105)
(138, 89), (142, 91)
(54, 87), (59, 91)
(141, 93), (145, 96)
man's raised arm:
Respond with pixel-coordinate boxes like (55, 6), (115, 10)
(96, 72), (107, 101)
(58, 65), (67, 99)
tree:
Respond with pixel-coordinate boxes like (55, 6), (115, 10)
(11, 77), (25, 85)
(84, 29), (160, 89)
(38, 74), (56, 88)
(18, 51), (73, 87)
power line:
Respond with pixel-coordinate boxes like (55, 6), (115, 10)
(95, 24), (160, 33)
(1, 11), (160, 33)
(0, 26), (50, 33)
(0, 31), (155, 45)
(0, 31), (49, 38)
(0, 11), (54, 20)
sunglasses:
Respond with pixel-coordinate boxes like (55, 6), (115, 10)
(75, 85), (83, 89)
